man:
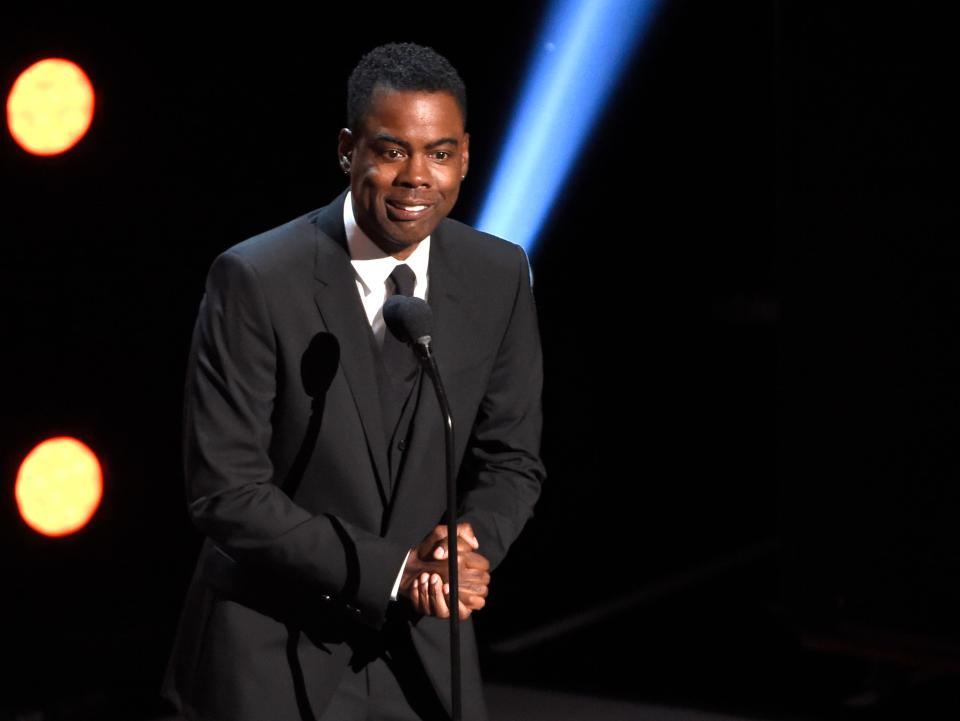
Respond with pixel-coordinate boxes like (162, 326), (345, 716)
(163, 43), (545, 721)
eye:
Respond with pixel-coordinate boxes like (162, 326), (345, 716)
(382, 147), (405, 160)
(432, 150), (451, 161)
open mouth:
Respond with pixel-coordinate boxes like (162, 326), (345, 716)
(386, 199), (432, 220)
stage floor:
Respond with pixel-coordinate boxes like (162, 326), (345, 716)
(484, 684), (772, 721)
(155, 684), (772, 721)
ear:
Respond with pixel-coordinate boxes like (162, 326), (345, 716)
(337, 128), (354, 173)
(460, 132), (470, 180)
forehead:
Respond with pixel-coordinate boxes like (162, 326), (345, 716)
(359, 87), (465, 140)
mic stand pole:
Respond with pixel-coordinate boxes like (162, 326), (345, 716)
(414, 340), (461, 721)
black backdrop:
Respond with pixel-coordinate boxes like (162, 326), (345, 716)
(779, 4), (960, 711)
(5, 3), (955, 720)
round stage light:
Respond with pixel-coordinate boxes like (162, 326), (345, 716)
(6, 58), (95, 156)
(15, 437), (104, 537)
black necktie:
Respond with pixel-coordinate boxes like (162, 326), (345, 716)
(379, 264), (418, 443)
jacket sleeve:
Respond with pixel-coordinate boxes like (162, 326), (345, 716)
(458, 243), (546, 569)
(182, 249), (407, 626)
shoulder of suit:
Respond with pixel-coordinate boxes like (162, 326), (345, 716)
(214, 206), (331, 276)
(437, 216), (530, 273)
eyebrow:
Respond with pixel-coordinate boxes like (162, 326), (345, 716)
(373, 133), (460, 150)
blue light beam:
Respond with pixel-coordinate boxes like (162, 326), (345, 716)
(476, 0), (661, 255)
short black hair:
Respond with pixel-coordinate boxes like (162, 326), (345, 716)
(347, 43), (467, 132)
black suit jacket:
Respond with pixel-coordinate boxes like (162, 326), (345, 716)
(162, 191), (545, 721)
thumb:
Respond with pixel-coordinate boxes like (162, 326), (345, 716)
(457, 523), (480, 549)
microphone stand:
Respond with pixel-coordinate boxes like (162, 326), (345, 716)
(413, 338), (461, 721)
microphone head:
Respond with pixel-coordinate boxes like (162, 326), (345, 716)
(383, 295), (433, 345)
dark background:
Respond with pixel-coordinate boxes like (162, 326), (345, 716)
(1, 2), (956, 720)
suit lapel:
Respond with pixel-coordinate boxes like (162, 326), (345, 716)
(423, 221), (462, 384)
(310, 193), (390, 505)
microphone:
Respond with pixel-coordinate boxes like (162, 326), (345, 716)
(383, 294), (433, 353)
(382, 293), (462, 721)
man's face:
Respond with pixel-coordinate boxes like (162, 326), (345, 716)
(338, 87), (469, 259)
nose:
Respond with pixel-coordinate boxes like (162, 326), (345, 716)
(395, 153), (430, 188)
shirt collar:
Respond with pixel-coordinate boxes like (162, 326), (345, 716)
(343, 191), (430, 296)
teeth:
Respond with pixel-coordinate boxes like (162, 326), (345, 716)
(390, 201), (428, 212)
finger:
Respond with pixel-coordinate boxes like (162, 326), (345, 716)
(458, 564), (489, 585)
(429, 524), (453, 560)
(427, 522), (480, 564)
(455, 535), (477, 552)
(444, 583), (462, 618)
(436, 535), (478, 561)
(456, 523), (480, 549)
(451, 585), (484, 608)
(444, 586), (479, 616)
(411, 578), (424, 614)
(464, 594), (486, 611)
(417, 526), (449, 560)
(460, 573), (488, 593)
(432, 574), (450, 618)
(430, 525), (469, 554)
(445, 584), (475, 620)
(419, 573), (431, 615)
(459, 579), (490, 596)
(462, 551), (491, 571)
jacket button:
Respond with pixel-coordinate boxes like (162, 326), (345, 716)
(398, 439), (407, 451)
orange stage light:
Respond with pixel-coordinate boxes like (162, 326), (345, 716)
(6, 58), (95, 156)
(15, 437), (104, 537)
